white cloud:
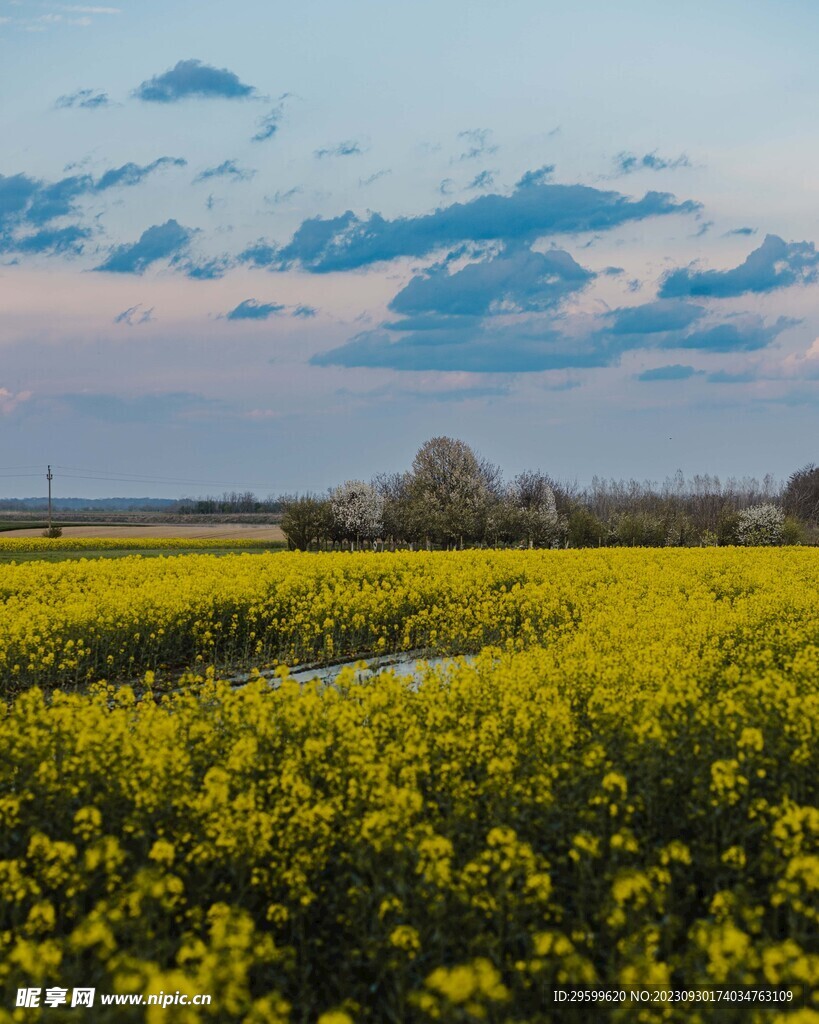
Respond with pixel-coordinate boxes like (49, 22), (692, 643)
(780, 337), (819, 378)
(0, 387), (33, 416)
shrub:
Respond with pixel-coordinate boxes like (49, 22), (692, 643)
(736, 503), (785, 546)
(613, 512), (666, 547)
(716, 509), (740, 546)
(565, 506), (605, 548)
(664, 512), (696, 547)
(782, 515), (806, 546)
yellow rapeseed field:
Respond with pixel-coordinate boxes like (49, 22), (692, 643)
(0, 537), (280, 553)
(1, 549), (818, 1022)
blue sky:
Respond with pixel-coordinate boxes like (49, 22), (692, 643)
(2, 0), (819, 496)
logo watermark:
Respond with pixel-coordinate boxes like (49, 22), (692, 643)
(16, 988), (212, 1010)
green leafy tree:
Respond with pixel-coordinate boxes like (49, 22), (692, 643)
(280, 494), (332, 550)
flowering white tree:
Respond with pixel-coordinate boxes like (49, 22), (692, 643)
(736, 503), (785, 546)
(407, 437), (500, 547)
(330, 480), (384, 546)
(503, 471), (561, 547)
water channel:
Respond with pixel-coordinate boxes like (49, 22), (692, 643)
(229, 650), (477, 690)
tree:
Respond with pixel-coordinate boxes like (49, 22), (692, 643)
(330, 480), (384, 547)
(407, 437), (500, 547)
(783, 463), (819, 523)
(715, 508), (740, 546)
(373, 471), (415, 544)
(280, 494), (332, 550)
(565, 505), (606, 548)
(501, 471), (561, 547)
(736, 503), (785, 546)
(613, 512), (666, 547)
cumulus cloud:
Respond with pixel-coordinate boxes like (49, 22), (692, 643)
(359, 170), (391, 187)
(0, 158), (186, 256)
(780, 337), (819, 378)
(179, 255), (232, 280)
(14, 225), (90, 254)
(0, 387), (33, 416)
(388, 245), (593, 318)
(614, 151), (691, 175)
(456, 128), (498, 161)
(55, 88), (110, 109)
(314, 284), (792, 374)
(225, 298), (317, 320)
(193, 160), (255, 183)
(114, 303), (154, 325)
(226, 299), (285, 320)
(265, 187), (302, 205)
(467, 170), (495, 190)
(251, 94), (291, 142)
(239, 240), (277, 267)
(515, 165), (555, 189)
(253, 107), (282, 143)
(660, 234), (819, 298)
(24, 175), (90, 225)
(312, 321), (593, 373)
(667, 315), (796, 351)
(607, 299), (705, 335)
(0, 175), (85, 254)
(95, 156), (187, 190)
(94, 219), (193, 273)
(0, 174), (41, 223)
(314, 140), (363, 159)
(636, 364), (701, 381)
(243, 177), (699, 273)
(134, 59), (256, 102)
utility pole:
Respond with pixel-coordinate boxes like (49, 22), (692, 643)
(47, 465), (53, 534)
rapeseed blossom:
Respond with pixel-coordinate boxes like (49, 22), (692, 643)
(0, 548), (817, 1020)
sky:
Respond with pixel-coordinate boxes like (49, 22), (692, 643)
(2, 0), (819, 498)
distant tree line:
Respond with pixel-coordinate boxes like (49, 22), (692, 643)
(275, 438), (819, 551)
(176, 492), (284, 515)
(0, 497), (178, 512)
